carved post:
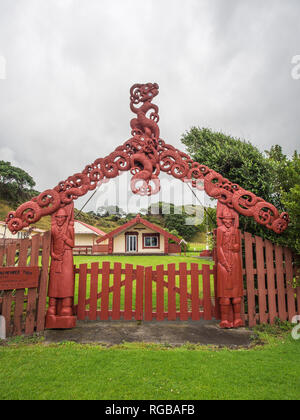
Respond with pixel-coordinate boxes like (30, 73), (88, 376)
(45, 203), (76, 329)
(216, 203), (243, 328)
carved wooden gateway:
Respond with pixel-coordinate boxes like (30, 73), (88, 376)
(4, 83), (292, 330)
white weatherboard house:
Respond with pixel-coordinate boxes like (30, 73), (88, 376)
(73, 220), (106, 253)
(0, 221), (45, 241)
(95, 215), (182, 255)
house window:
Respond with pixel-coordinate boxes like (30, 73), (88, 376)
(143, 233), (159, 248)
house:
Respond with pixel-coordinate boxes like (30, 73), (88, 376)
(95, 214), (183, 255)
(0, 220), (45, 244)
(73, 220), (106, 254)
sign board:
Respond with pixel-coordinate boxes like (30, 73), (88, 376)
(0, 267), (40, 290)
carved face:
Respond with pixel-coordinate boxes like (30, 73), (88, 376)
(223, 217), (234, 229)
(55, 209), (68, 227)
(55, 215), (67, 227)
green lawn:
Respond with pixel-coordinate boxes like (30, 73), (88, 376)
(73, 254), (213, 269)
(0, 327), (299, 400)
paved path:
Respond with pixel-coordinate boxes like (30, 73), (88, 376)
(44, 320), (253, 348)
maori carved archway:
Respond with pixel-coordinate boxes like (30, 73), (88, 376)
(5, 83), (290, 330)
(6, 82), (289, 235)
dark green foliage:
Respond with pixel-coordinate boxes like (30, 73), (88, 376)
(181, 127), (274, 201)
(0, 161), (38, 204)
(142, 202), (201, 241)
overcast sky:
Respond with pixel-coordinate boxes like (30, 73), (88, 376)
(0, 0), (299, 213)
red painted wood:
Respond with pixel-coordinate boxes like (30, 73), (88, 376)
(13, 239), (30, 336)
(203, 264), (212, 320)
(89, 262), (99, 321)
(144, 266), (153, 321)
(77, 264), (87, 320)
(0, 246), (4, 266)
(124, 264), (133, 320)
(284, 248), (296, 321)
(191, 263), (200, 320)
(6, 242), (17, 266)
(275, 245), (287, 321)
(265, 240), (277, 324)
(100, 262), (110, 320)
(135, 265), (144, 320)
(244, 232), (256, 327)
(179, 263), (188, 321)
(112, 262), (122, 320)
(2, 243), (17, 336)
(167, 263), (176, 320)
(296, 286), (300, 316)
(255, 235), (268, 324)
(30, 235), (40, 266)
(36, 231), (51, 332)
(239, 231), (245, 324)
(156, 265), (164, 321)
(25, 236), (40, 335)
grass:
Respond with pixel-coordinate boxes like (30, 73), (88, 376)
(0, 323), (299, 400)
(73, 254), (213, 268)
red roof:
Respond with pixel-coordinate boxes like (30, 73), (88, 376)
(96, 214), (181, 244)
(75, 220), (106, 236)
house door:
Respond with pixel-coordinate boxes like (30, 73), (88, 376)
(126, 234), (137, 252)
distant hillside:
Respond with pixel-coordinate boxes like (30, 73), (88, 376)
(1, 199), (208, 244)
(0, 199), (123, 233)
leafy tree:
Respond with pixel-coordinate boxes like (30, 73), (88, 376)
(0, 161), (37, 204)
(96, 205), (125, 218)
(268, 150), (300, 255)
(181, 127), (274, 202)
(164, 213), (199, 241)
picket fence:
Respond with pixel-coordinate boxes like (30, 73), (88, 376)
(74, 262), (217, 321)
(239, 232), (300, 327)
(0, 232), (51, 336)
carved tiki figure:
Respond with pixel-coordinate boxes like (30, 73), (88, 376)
(46, 204), (75, 326)
(216, 204), (243, 328)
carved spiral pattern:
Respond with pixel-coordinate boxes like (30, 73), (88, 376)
(6, 83), (289, 234)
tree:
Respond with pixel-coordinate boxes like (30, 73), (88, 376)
(272, 151), (300, 255)
(181, 127), (274, 202)
(163, 212), (200, 241)
(0, 161), (37, 204)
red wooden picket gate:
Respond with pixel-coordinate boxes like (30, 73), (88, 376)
(74, 262), (217, 321)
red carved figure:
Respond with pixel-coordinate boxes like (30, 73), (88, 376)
(46, 204), (76, 329)
(216, 204), (243, 328)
